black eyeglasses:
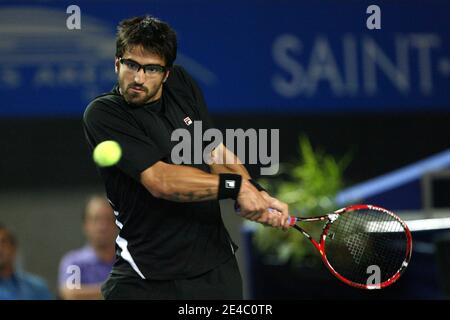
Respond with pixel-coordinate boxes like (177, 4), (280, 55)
(119, 58), (167, 75)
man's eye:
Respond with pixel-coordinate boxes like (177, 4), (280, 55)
(126, 62), (139, 70)
(145, 66), (160, 73)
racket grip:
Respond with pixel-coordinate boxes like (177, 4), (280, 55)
(235, 202), (297, 226)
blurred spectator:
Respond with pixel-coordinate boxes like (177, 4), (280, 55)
(58, 195), (117, 300)
(0, 224), (53, 300)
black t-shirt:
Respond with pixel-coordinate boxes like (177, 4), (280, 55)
(83, 65), (237, 280)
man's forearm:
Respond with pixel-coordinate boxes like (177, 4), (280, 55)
(158, 165), (218, 202)
(141, 162), (223, 202)
(140, 142), (256, 202)
(209, 143), (251, 179)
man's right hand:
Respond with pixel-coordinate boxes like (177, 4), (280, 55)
(236, 178), (289, 227)
(236, 179), (270, 221)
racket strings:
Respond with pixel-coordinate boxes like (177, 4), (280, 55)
(325, 209), (408, 285)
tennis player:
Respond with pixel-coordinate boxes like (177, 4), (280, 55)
(83, 15), (289, 299)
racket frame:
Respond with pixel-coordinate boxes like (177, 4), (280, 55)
(290, 204), (413, 289)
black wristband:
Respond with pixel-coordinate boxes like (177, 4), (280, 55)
(218, 174), (242, 200)
(249, 179), (267, 192)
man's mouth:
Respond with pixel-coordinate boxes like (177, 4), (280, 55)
(128, 86), (146, 93)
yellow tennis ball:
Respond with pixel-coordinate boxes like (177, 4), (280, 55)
(93, 140), (122, 167)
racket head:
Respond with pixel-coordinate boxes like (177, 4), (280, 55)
(318, 204), (412, 289)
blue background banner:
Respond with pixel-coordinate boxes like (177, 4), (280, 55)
(1, 0), (449, 116)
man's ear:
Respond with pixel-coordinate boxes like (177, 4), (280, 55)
(114, 57), (120, 74)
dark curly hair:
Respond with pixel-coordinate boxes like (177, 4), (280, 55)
(116, 15), (177, 67)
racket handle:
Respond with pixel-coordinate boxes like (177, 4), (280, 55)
(234, 202), (297, 226)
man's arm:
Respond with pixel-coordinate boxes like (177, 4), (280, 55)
(141, 161), (223, 202)
(141, 144), (250, 202)
(140, 161), (269, 219)
(208, 143), (251, 178)
(140, 161), (289, 228)
(208, 143), (290, 229)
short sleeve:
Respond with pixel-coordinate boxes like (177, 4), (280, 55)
(83, 98), (168, 182)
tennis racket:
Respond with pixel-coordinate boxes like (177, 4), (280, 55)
(241, 203), (413, 289)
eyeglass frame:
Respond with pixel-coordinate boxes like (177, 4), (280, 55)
(118, 57), (168, 75)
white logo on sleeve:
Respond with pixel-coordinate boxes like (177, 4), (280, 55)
(225, 180), (236, 188)
(183, 117), (193, 126)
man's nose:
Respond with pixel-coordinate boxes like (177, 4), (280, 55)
(134, 69), (146, 84)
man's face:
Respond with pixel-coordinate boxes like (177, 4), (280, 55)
(84, 199), (118, 248)
(0, 230), (16, 271)
(115, 46), (169, 106)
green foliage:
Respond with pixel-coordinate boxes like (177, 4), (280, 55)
(253, 136), (350, 267)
